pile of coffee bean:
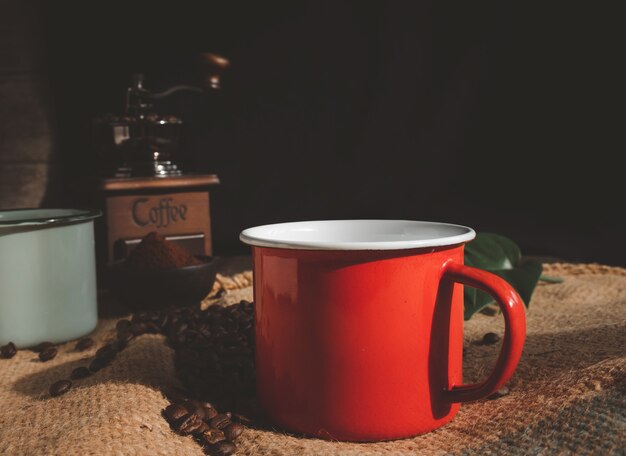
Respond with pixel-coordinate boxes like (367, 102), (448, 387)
(106, 299), (255, 411)
(168, 301), (256, 411)
(161, 387), (245, 455)
(25, 300), (256, 454)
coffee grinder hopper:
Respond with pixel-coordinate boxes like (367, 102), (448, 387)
(94, 53), (229, 178)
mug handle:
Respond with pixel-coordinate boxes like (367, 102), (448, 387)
(442, 261), (526, 403)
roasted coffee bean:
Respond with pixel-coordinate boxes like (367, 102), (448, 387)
(488, 386), (510, 400)
(144, 322), (161, 334)
(163, 299), (256, 439)
(89, 356), (110, 372)
(194, 421), (210, 435)
(201, 427), (225, 444)
(202, 405), (219, 420)
(132, 311), (149, 323)
(164, 403), (188, 422)
(207, 305), (221, 315)
(170, 334), (187, 348)
(95, 344), (116, 361)
(197, 400), (214, 410)
(39, 347), (58, 362)
(117, 330), (134, 343)
(131, 322), (147, 336)
(166, 314), (180, 328)
(0, 342), (17, 359)
(145, 311), (160, 322)
(75, 338), (95, 351)
(70, 366), (91, 380)
(50, 379), (72, 397)
(156, 314), (169, 330)
(224, 423), (244, 441)
(73, 338), (92, 352)
(209, 414), (232, 430)
(176, 321), (190, 332)
(206, 440), (237, 456)
(482, 332), (501, 345)
(182, 400), (207, 419)
(32, 341), (54, 353)
(175, 413), (203, 435)
(116, 319), (132, 332)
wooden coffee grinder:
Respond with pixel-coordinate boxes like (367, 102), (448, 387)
(95, 54), (228, 264)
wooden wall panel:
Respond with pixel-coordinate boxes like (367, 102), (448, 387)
(0, 2), (53, 209)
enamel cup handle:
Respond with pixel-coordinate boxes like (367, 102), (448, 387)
(443, 262), (526, 402)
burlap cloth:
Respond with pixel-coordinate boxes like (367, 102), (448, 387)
(1, 263), (624, 455)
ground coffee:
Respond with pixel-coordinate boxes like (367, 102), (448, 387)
(126, 232), (202, 269)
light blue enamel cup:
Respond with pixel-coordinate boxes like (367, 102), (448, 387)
(0, 209), (101, 347)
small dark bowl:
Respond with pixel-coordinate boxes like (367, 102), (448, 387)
(107, 256), (220, 311)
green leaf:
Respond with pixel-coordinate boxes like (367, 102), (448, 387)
(465, 233), (521, 270)
(463, 233), (545, 320)
(463, 282), (495, 320)
(539, 275), (564, 283)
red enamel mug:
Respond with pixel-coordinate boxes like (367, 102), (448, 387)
(240, 220), (526, 441)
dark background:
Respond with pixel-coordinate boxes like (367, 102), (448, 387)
(6, 1), (626, 265)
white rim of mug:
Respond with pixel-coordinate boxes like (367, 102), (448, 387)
(0, 208), (102, 228)
(240, 219), (476, 250)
